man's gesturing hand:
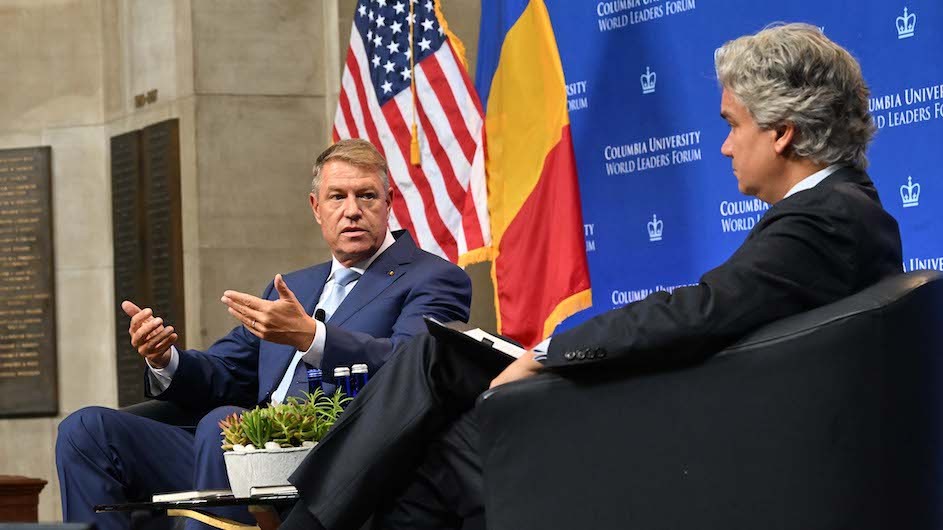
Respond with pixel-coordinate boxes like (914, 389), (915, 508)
(221, 274), (317, 351)
(122, 301), (177, 369)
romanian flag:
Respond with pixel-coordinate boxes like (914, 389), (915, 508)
(476, 0), (591, 348)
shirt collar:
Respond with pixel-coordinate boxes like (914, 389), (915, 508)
(782, 164), (843, 200)
(329, 230), (397, 279)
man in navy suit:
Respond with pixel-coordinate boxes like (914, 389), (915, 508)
(55, 139), (472, 530)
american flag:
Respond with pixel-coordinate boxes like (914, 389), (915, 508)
(335, 0), (490, 264)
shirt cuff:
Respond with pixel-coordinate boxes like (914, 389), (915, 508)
(532, 337), (551, 363)
(301, 320), (327, 367)
(145, 345), (179, 394)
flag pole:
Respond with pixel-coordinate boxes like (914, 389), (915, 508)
(409, 0), (421, 166)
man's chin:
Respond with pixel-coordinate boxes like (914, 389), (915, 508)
(334, 243), (379, 266)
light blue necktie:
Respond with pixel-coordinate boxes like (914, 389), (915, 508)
(276, 268), (362, 402)
(319, 267), (362, 322)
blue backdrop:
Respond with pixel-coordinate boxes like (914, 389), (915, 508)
(548, 0), (943, 331)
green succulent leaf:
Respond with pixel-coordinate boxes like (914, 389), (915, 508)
(219, 388), (352, 450)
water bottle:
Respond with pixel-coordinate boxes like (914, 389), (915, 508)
(306, 367), (323, 396)
(350, 364), (369, 396)
(333, 366), (352, 396)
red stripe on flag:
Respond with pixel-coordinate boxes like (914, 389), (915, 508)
(461, 174), (486, 251)
(346, 49), (416, 236)
(346, 52), (382, 144)
(383, 102), (459, 261)
(446, 41), (485, 117)
(420, 55), (478, 165)
(332, 126), (340, 143)
(337, 89), (361, 138)
(495, 125), (590, 348)
(414, 102), (485, 252)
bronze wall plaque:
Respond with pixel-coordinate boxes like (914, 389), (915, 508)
(111, 120), (185, 407)
(111, 131), (146, 407)
(0, 147), (57, 417)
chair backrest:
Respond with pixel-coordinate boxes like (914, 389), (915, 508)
(723, 269), (943, 356)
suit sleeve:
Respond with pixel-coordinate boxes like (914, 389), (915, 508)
(545, 204), (858, 371)
(320, 262), (472, 377)
(144, 282), (273, 408)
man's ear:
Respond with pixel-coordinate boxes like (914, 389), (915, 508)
(773, 122), (797, 156)
(385, 187), (393, 211)
(310, 193), (322, 225)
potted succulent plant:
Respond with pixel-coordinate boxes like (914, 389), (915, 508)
(219, 389), (351, 497)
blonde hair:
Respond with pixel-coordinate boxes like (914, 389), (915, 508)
(715, 23), (875, 170)
(311, 138), (389, 194)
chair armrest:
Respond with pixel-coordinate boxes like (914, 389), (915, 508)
(120, 400), (208, 432)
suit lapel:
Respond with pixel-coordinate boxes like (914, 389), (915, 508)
(298, 263), (332, 316)
(328, 231), (417, 327)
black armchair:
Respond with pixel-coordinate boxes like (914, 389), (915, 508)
(478, 270), (943, 530)
(120, 399), (209, 433)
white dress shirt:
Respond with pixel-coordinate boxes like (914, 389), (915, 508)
(782, 164), (842, 200)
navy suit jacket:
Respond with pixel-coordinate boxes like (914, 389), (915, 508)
(147, 231), (472, 408)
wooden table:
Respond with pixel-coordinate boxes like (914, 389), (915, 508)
(0, 475), (47, 522)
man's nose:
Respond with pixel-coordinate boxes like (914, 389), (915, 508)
(342, 195), (362, 217)
(720, 136), (733, 158)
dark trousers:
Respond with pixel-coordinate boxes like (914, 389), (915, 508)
(55, 404), (250, 530)
(282, 333), (512, 530)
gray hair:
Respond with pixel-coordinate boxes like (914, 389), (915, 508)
(714, 23), (875, 170)
(311, 138), (390, 195)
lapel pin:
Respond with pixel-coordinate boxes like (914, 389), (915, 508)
(388, 270), (395, 276)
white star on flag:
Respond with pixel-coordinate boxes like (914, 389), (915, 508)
(381, 80), (393, 93)
(421, 18), (434, 32)
(358, 4), (366, 16)
(372, 55), (381, 67)
(425, 0), (433, 11)
(378, 0), (388, 6)
(400, 67), (411, 80)
(391, 21), (403, 34)
(376, 15), (385, 27)
(383, 60), (395, 73)
(418, 37), (432, 51)
(386, 41), (400, 54)
(392, 1), (405, 14)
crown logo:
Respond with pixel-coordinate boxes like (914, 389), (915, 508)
(647, 214), (663, 241)
(640, 67), (656, 94)
(897, 7), (916, 39)
(900, 176), (920, 207)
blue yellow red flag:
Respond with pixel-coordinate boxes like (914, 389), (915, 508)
(476, 0), (592, 347)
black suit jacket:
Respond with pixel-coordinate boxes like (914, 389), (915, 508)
(546, 166), (903, 370)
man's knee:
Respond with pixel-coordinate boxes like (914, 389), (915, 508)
(195, 406), (245, 448)
(56, 406), (120, 460)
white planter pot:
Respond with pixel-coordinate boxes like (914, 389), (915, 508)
(223, 445), (314, 498)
